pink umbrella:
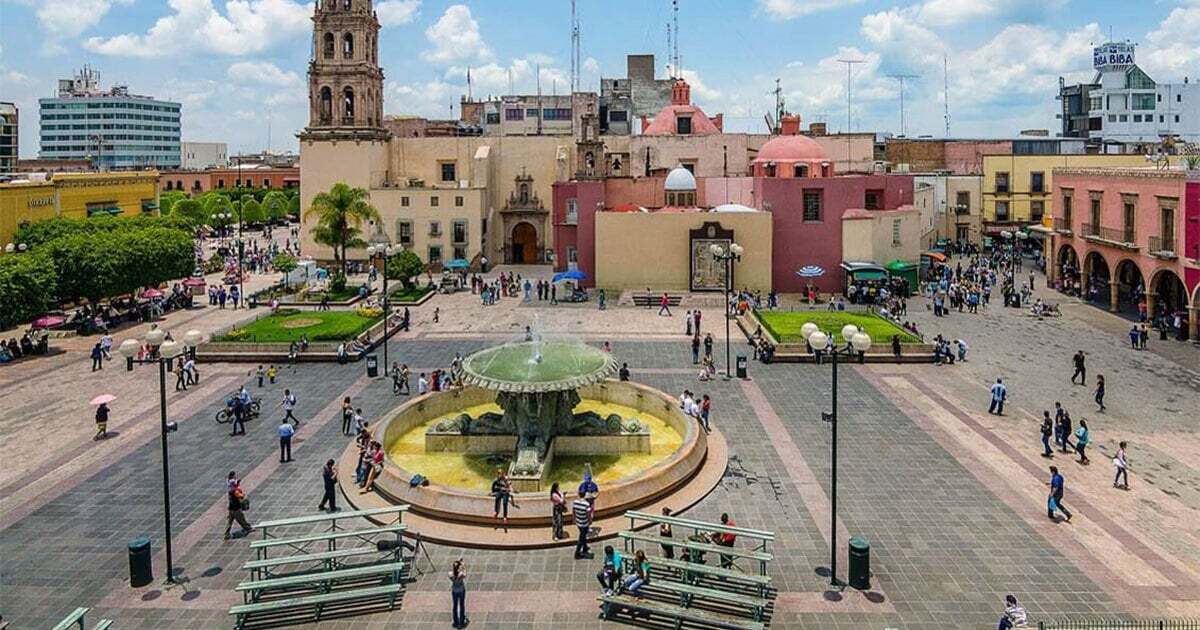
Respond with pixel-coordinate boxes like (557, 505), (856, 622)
(90, 394), (117, 405)
(30, 315), (66, 329)
(182, 277), (206, 287)
(141, 288), (164, 299)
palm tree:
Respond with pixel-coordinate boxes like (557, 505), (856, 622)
(303, 182), (381, 276)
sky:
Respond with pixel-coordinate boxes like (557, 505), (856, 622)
(1, 0), (1198, 158)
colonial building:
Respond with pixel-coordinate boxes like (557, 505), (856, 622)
(0, 171), (160, 245)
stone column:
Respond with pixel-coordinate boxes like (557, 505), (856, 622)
(1145, 291), (1157, 321)
(1109, 281), (1120, 312)
(1190, 307), (1199, 342)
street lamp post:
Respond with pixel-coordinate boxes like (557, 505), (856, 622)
(367, 244), (397, 376)
(806, 323), (872, 588)
(120, 329), (182, 583)
(709, 242), (745, 379)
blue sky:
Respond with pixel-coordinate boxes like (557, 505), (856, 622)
(1, 0), (1197, 157)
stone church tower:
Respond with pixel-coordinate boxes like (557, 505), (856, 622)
(301, 0), (388, 141)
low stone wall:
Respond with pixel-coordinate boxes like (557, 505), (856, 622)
(736, 310), (936, 363)
(195, 313), (396, 364)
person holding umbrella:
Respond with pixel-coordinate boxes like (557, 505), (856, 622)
(91, 394), (116, 440)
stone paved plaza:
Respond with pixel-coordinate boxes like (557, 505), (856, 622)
(1, 268), (1199, 629)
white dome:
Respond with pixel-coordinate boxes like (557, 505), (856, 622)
(664, 165), (697, 191)
(712, 203), (757, 213)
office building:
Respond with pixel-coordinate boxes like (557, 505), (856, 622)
(1, 102), (17, 175)
(180, 142), (227, 169)
(39, 66), (181, 169)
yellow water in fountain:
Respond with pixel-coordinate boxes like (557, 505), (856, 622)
(387, 400), (684, 492)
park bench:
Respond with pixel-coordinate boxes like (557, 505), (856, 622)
(618, 531), (773, 576)
(597, 593), (764, 630)
(632, 553), (772, 596)
(631, 293), (683, 307)
(254, 505), (409, 535)
(235, 560), (406, 603)
(228, 583), (402, 630)
(51, 608), (114, 630)
(625, 510), (775, 553)
(649, 580), (769, 621)
(248, 524), (406, 556)
(243, 546), (398, 580)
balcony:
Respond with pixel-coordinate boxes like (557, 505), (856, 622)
(1148, 235), (1177, 258)
(1052, 218), (1073, 234)
(954, 205), (970, 216)
(1081, 224), (1140, 250)
(1080, 222), (1098, 237)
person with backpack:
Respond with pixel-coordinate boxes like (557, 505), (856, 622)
(224, 472), (253, 540)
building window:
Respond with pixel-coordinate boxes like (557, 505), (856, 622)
(680, 162), (695, 174)
(430, 196), (439, 207)
(1108, 114), (1116, 122)
(342, 33), (353, 59)
(1108, 94), (1127, 110)
(864, 190), (882, 210)
(995, 172), (1009, 193)
(526, 108), (540, 118)
(1030, 171), (1044, 193)
(505, 108), (524, 121)
(454, 246), (467, 260)
(217, 178), (225, 188)
(1090, 197), (1101, 229)
(428, 245), (442, 265)
(397, 220), (413, 245)
(566, 198), (578, 224)
(1063, 194), (1073, 225)
(955, 191), (970, 213)
(567, 246), (578, 263)
(1089, 96), (1103, 111)
(1177, 94), (1182, 102)
(542, 108), (572, 120)
(609, 110), (628, 122)
(323, 32), (334, 58)
(263, 179), (271, 188)
(1123, 201), (1136, 243)
(1118, 114), (1127, 122)
(765, 163), (777, 177)
(1030, 200), (1045, 222)
(440, 161), (456, 182)
(429, 220), (441, 237)
(802, 190), (822, 222)
(1161, 206), (1176, 249)
(454, 195), (463, 207)
(1160, 115), (1165, 123)
(485, 112), (500, 125)
(1175, 115), (1180, 123)
(1157, 93), (1162, 102)
(995, 201), (1010, 221)
(1133, 114), (1142, 123)
(794, 164), (808, 178)
(1132, 93), (1155, 110)
(452, 220), (467, 245)
(892, 219), (902, 246)
(676, 116), (692, 134)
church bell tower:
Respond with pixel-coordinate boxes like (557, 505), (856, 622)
(301, 0), (388, 141)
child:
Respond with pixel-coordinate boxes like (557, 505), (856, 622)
(267, 364), (278, 384)
(255, 365), (265, 387)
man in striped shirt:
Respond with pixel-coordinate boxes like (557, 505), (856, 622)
(572, 490), (594, 559)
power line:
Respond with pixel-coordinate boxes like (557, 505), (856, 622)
(886, 72), (919, 137)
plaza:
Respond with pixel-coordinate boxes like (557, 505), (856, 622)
(2, 260), (1199, 630)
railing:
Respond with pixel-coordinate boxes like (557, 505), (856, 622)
(1053, 217), (1073, 232)
(1037, 619), (1200, 630)
(1081, 222), (1099, 237)
(1148, 235), (1176, 254)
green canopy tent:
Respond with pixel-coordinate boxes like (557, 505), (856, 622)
(885, 260), (919, 293)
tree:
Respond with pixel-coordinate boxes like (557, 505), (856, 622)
(262, 190), (290, 223)
(42, 227), (194, 304)
(387, 249), (424, 289)
(0, 252), (58, 329)
(172, 199), (207, 226)
(272, 252), (298, 289)
(303, 182), (380, 276)
(159, 190), (187, 216)
(241, 198), (266, 224)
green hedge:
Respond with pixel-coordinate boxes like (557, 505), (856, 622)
(41, 227), (195, 304)
(0, 252), (58, 329)
(15, 214), (194, 248)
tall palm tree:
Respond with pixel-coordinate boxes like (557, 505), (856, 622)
(303, 182), (381, 277)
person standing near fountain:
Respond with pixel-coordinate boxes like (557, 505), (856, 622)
(550, 482), (566, 540)
(572, 489), (594, 559)
(449, 558), (468, 629)
(491, 469), (515, 525)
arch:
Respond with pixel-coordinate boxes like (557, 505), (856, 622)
(511, 222), (538, 264)
(165, 181), (173, 190)
(1114, 258), (1145, 313)
(323, 32), (334, 58)
(175, 180), (182, 190)
(1150, 267), (1188, 318)
(342, 86), (355, 122)
(319, 86), (333, 123)
(342, 32), (354, 59)
(1082, 251), (1111, 305)
(794, 164), (808, 178)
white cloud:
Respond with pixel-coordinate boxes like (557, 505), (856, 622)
(583, 57), (599, 73)
(1142, 6), (1200, 79)
(758, 0), (863, 20)
(912, 0), (1064, 28)
(84, 0), (312, 58)
(376, 0), (420, 27)
(227, 61), (301, 87)
(12, 0), (133, 41)
(386, 78), (459, 117)
(446, 57), (569, 95)
(860, 8), (945, 69)
(421, 4), (492, 64)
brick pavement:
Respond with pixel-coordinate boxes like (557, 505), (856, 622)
(2, 282), (1198, 629)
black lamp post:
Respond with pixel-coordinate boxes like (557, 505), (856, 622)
(709, 242), (744, 379)
(367, 244), (396, 375)
(805, 323), (872, 587)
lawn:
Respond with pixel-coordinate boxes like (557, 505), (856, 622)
(389, 285), (433, 303)
(216, 309), (379, 343)
(301, 284), (369, 302)
(756, 310), (921, 344)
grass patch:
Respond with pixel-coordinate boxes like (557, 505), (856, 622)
(389, 285), (433, 302)
(216, 308), (378, 343)
(757, 310), (921, 344)
(301, 285), (369, 302)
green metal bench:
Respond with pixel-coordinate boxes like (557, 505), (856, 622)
(624, 511), (775, 550)
(254, 505), (409, 532)
(632, 554), (772, 595)
(249, 524), (406, 557)
(618, 531), (773, 575)
(228, 583), (402, 630)
(236, 560), (406, 603)
(51, 608), (89, 630)
(650, 581), (769, 621)
(597, 593), (764, 630)
(243, 546), (397, 580)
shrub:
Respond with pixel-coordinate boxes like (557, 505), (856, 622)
(330, 272), (347, 293)
(0, 252), (58, 329)
(355, 306), (382, 319)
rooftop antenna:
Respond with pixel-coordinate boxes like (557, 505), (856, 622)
(672, 0), (680, 75)
(467, 66), (473, 100)
(773, 78), (784, 134)
(507, 67), (513, 94)
(886, 72), (919, 137)
(666, 22), (673, 78)
(570, 0), (580, 93)
(943, 54), (950, 137)
(837, 58), (864, 167)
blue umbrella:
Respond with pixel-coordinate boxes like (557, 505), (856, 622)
(553, 270), (587, 282)
(796, 265), (826, 278)
(445, 259), (470, 270)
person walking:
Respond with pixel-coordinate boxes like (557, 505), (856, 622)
(94, 402), (110, 440)
(398, 364), (411, 395)
(230, 396), (246, 437)
(224, 472), (253, 540)
(690, 334), (700, 364)
(1047, 466), (1072, 522)
(1074, 419), (1090, 465)
(278, 419), (295, 462)
(988, 378), (1007, 415)
(449, 558), (468, 629)
(99, 333), (113, 360)
(318, 459), (339, 512)
(550, 482), (566, 540)
(658, 292), (672, 316)
(341, 396), (353, 435)
(1070, 351), (1086, 385)
(700, 394), (712, 433)
(90, 342), (104, 372)
(1040, 411), (1053, 457)
(1113, 441), (1129, 489)
(174, 361), (188, 391)
(703, 333), (714, 360)
(418, 373), (429, 395)
(1057, 410), (1074, 453)
(256, 365), (265, 388)
(572, 489), (594, 559)
(685, 310), (693, 336)
(280, 389), (299, 426)
(1094, 375), (1106, 412)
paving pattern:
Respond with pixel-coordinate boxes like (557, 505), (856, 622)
(1, 267), (1198, 629)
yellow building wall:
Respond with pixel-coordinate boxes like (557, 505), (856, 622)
(0, 182), (57, 246)
(0, 172), (160, 246)
(594, 211), (773, 292)
(299, 138), (388, 261)
(840, 209), (921, 264)
(982, 154), (1178, 224)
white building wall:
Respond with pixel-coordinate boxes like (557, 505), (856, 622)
(180, 141), (228, 169)
(1090, 67), (1200, 143)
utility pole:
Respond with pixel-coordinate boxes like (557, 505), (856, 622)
(837, 58), (864, 168)
(886, 73), (919, 137)
(943, 54), (951, 137)
(570, 0), (580, 94)
(773, 78), (784, 134)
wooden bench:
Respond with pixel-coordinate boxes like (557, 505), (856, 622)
(228, 583), (402, 630)
(236, 560), (406, 603)
(634, 554), (772, 595)
(597, 593), (763, 630)
(618, 531), (773, 576)
(249, 524), (406, 556)
(243, 547), (397, 580)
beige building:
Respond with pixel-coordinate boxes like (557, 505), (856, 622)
(593, 211), (773, 292)
(913, 173), (984, 245)
(840, 207), (921, 264)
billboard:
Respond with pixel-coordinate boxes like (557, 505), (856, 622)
(1093, 43), (1135, 70)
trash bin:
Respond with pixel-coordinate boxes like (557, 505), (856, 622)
(848, 537), (870, 590)
(736, 354), (748, 379)
(128, 536), (153, 587)
(366, 354), (379, 378)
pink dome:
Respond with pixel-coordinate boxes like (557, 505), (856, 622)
(754, 135), (828, 162)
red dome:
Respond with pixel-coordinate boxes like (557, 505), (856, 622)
(754, 135), (828, 162)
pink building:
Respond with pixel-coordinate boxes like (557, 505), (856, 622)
(639, 80), (723, 136)
(1046, 167), (1200, 339)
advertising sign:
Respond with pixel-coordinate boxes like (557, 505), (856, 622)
(1093, 43), (1135, 70)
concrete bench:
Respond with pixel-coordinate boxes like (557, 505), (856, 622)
(242, 547), (396, 580)
(228, 583), (402, 630)
(236, 560), (406, 603)
(597, 593), (763, 630)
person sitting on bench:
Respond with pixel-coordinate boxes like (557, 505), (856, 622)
(596, 545), (622, 594)
(620, 549), (649, 597)
(710, 512), (738, 568)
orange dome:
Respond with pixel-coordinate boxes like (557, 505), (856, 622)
(755, 135), (828, 162)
